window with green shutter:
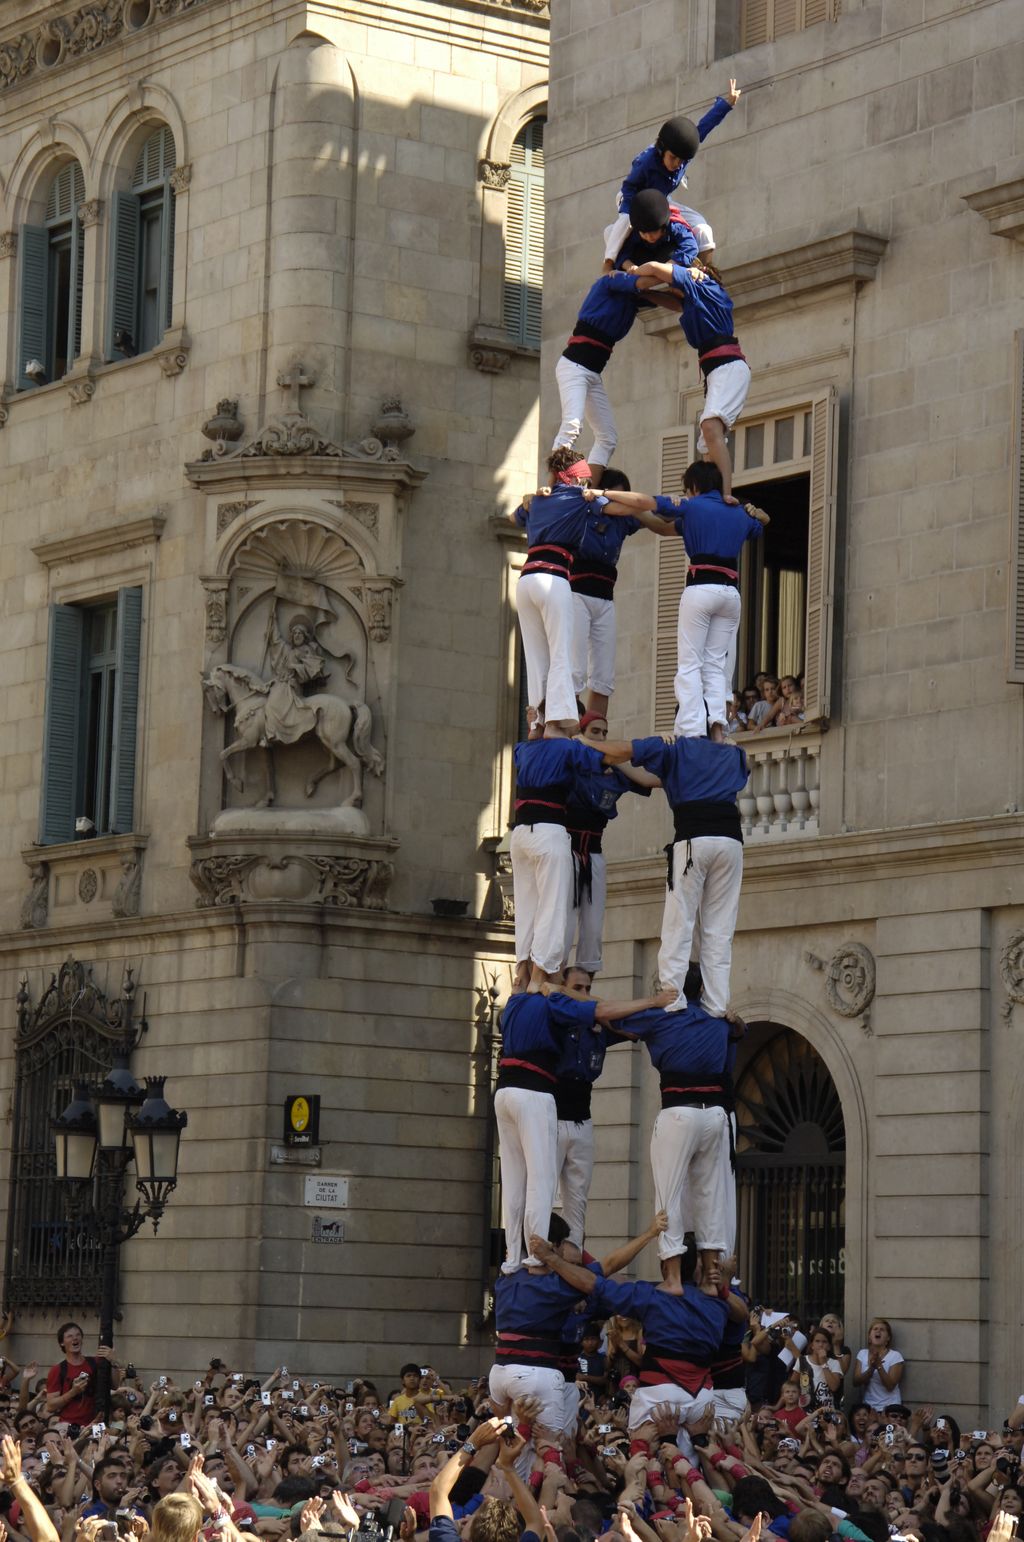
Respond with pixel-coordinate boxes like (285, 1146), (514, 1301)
(108, 125), (177, 360)
(17, 161), (85, 389)
(39, 588), (144, 844)
(503, 118), (545, 350)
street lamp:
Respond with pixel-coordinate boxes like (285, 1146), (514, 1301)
(51, 1058), (187, 1419)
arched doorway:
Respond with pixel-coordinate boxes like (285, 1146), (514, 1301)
(735, 1025), (846, 1321)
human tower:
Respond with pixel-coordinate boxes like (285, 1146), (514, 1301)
(486, 85), (773, 1461)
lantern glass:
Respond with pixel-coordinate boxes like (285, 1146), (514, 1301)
(131, 1124), (181, 1185)
(57, 1125), (97, 1181)
(96, 1098), (129, 1152)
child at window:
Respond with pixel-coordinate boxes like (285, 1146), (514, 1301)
(777, 689), (804, 726)
(602, 84), (741, 270)
(749, 675), (781, 729)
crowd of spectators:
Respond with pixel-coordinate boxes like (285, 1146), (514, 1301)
(0, 1311), (1018, 1542)
(726, 676), (805, 735)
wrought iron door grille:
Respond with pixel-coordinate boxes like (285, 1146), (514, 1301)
(735, 1028), (846, 1323)
(4, 960), (142, 1312)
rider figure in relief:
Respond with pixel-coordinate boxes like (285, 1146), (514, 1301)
(261, 611), (328, 746)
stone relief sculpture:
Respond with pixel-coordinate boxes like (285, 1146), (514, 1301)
(200, 519), (388, 826)
(202, 600), (384, 809)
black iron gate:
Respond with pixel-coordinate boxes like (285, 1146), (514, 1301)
(735, 1028), (846, 1324)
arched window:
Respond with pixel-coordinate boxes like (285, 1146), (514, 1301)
(17, 160), (85, 389)
(503, 118), (545, 350)
(108, 124), (177, 359)
(735, 1026), (846, 1321)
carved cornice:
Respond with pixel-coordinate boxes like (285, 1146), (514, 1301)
(169, 163), (192, 194)
(468, 322), (540, 372)
(961, 175), (1024, 244)
(479, 158), (511, 190)
(644, 228), (888, 335)
(0, 0), (216, 96)
(186, 831), (400, 911)
(187, 406), (428, 494)
(33, 512), (166, 566)
(78, 198), (102, 227)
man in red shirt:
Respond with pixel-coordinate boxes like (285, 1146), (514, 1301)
(45, 1321), (117, 1423)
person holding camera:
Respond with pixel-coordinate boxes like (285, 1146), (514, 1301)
(428, 1414), (542, 1542)
(45, 1323), (119, 1424)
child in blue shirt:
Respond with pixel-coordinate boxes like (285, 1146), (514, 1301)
(602, 83), (741, 269)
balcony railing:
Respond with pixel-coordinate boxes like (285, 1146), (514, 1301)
(735, 723), (825, 841)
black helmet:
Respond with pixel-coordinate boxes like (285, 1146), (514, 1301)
(629, 188), (671, 233)
(657, 116), (700, 161)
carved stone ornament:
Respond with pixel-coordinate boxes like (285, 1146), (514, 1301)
(200, 576), (229, 644)
(0, 404), (9, 431)
(202, 399), (244, 447)
(805, 941), (876, 1033)
(169, 163), (192, 194)
(0, 231), (18, 258)
(364, 580), (397, 643)
(478, 159), (512, 190)
(328, 499), (379, 536)
(77, 868), (98, 903)
(0, 0), (216, 95)
(188, 849), (395, 911)
(20, 861), (49, 930)
(111, 850), (142, 919)
(217, 499), (258, 536)
(77, 198), (102, 227)
(495, 847), (514, 922)
(67, 377), (95, 405)
(999, 930), (1024, 1021)
(471, 347), (512, 374)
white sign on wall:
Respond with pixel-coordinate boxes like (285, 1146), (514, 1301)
(303, 1175), (349, 1209)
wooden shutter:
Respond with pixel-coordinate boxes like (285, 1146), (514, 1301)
(742, 0), (770, 46)
(775, 0), (799, 34)
(804, 0), (828, 23)
(504, 119), (545, 349)
(109, 586), (143, 835)
(40, 604), (86, 845)
(107, 191), (141, 359)
(17, 225), (48, 390)
(1009, 332), (1024, 681)
(653, 426), (695, 733)
(162, 183), (176, 332)
(802, 387), (839, 722)
(69, 214), (84, 362)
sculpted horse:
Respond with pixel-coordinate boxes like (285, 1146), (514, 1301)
(201, 662), (384, 808)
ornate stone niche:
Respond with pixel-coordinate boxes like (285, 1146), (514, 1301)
(186, 388), (426, 912)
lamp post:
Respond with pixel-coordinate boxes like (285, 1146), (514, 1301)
(52, 1058), (187, 1420)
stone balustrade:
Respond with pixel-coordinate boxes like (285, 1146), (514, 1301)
(735, 723), (825, 841)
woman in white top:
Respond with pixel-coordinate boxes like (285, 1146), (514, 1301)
(796, 1325), (844, 1406)
(853, 1316), (905, 1410)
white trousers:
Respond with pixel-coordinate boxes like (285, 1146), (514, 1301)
(572, 593), (617, 699)
(494, 1086), (558, 1271)
(650, 1103), (732, 1256)
(698, 360), (751, 448)
(603, 212), (631, 262)
(565, 850), (607, 976)
(488, 1362), (566, 1433)
(511, 823), (573, 975)
(659, 836), (743, 1016)
(561, 1379), (582, 1438)
(628, 1382), (715, 1454)
(553, 356), (618, 468)
(556, 1117), (595, 1248)
(517, 571), (578, 724)
(674, 583), (742, 736)
(713, 1386), (749, 1420)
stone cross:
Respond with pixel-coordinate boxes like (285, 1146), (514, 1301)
(276, 362), (315, 414)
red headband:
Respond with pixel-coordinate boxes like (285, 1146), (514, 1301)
(557, 459), (592, 484)
(580, 711), (608, 731)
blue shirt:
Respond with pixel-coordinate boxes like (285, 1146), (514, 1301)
(501, 990), (598, 1059)
(614, 214), (700, 273)
(567, 763), (649, 825)
(616, 99), (733, 210)
(653, 488), (762, 563)
(553, 1016), (609, 1085)
(669, 267), (737, 351)
(514, 736), (605, 793)
(617, 1003), (734, 1078)
(591, 1276), (729, 1361)
(515, 484), (609, 550)
(575, 271), (651, 343)
(630, 736), (748, 807)
(573, 506), (643, 564)
(494, 1268), (589, 1338)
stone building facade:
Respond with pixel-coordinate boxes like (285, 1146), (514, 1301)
(545, 0), (1024, 1419)
(0, 0), (548, 1378)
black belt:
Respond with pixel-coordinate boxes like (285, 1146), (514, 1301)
(514, 780), (571, 828)
(523, 543), (574, 580)
(686, 551), (739, 589)
(570, 556), (618, 599)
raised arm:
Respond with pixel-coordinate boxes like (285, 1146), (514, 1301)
(429, 1417), (502, 1521)
(528, 1238), (602, 1295)
(600, 1213), (667, 1277)
(596, 989), (673, 1024)
(495, 1432), (544, 1536)
(2, 1436), (60, 1542)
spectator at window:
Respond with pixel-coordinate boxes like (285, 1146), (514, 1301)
(749, 675), (782, 730)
